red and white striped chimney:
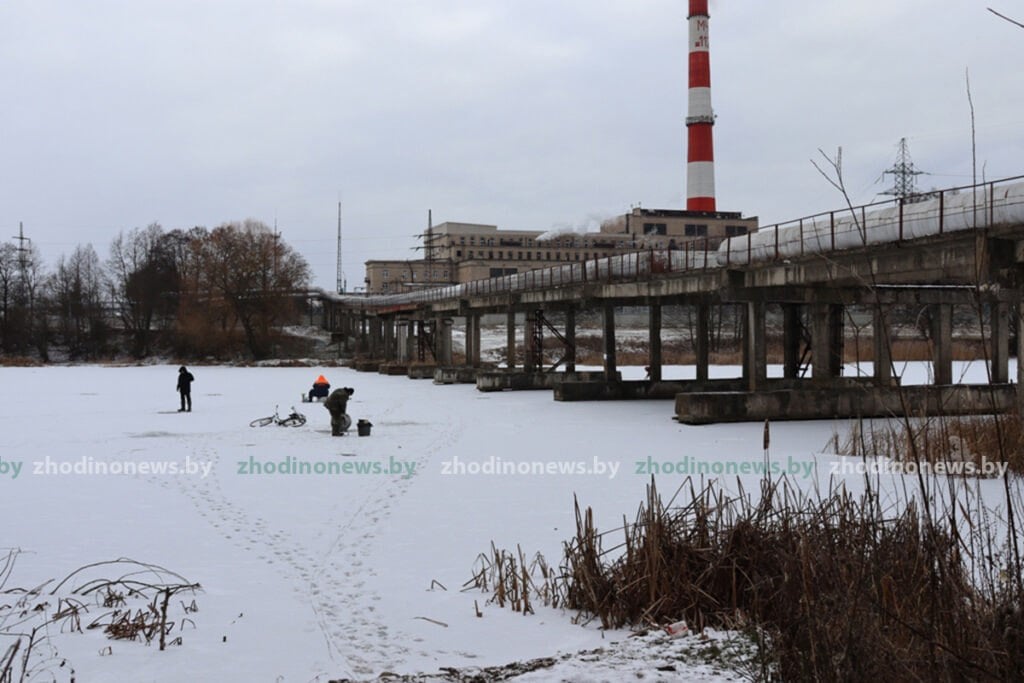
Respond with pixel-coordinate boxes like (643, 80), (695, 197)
(686, 0), (716, 213)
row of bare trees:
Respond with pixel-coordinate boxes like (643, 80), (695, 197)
(0, 220), (310, 361)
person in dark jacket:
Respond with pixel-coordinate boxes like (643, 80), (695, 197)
(324, 387), (354, 436)
(309, 374), (331, 401)
(177, 366), (194, 412)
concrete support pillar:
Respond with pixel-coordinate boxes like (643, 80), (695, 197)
(603, 304), (617, 381)
(743, 302), (767, 391)
(369, 317), (383, 358)
(565, 308), (576, 373)
(695, 302), (710, 382)
(990, 301), (1009, 384)
(436, 317), (453, 366)
(404, 321), (416, 362)
(872, 306), (893, 386)
(466, 314), (482, 368)
(396, 322), (409, 362)
(648, 303), (663, 382)
(931, 303), (953, 386)
(524, 310), (538, 373)
(383, 317), (396, 360)
(506, 309), (517, 370)
(416, 320), (428, 362)
(783, 304), (802, 379)
(829, 305), (845, 377)
(462, 315), (472, 366)
(358, 313), (369, 354)
(1016, 305), (1024, 411)
(811, 303), (844, 382)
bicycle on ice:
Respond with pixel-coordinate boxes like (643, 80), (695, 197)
(250, 405), (307, 428)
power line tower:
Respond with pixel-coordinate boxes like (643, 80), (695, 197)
(335, 201), (346, 293)
(881, 138), (926, 202)
(425, 209), (433, 285)
(12, 222), (31, 303)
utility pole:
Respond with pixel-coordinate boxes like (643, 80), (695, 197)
(336, 201), (346, 293)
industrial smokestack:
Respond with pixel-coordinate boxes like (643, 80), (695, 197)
(686, 0), (716, 213)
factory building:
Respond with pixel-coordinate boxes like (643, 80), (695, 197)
(360, 0), (757, 296)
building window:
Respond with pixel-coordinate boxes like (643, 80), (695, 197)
(456, 250), (462, 257)
(382, 269), (389, 278)
(725, 225), (748, 237)
(685, 224), (708, 237)
(643, 222), (667, 235)
(527, 252), (532, 260)
(488, 251), (493, 259)
(382, 282), (389, 291)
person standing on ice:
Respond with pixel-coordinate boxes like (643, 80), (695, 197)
(177, 366), (194, 412)
(324, 387), (354, 436)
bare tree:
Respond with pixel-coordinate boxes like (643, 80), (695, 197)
(48, 244), (110, 359)
(193, 220), (310, 359)
(988, 7), (1024, 29)
(108, 224), (180, 357)
(0, 241), (48, 357)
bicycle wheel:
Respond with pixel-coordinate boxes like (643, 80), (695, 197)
(280, 414), (306, 427)
(250, 416), (274, 427)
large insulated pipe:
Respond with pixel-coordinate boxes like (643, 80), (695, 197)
(686, 0), (716, 213)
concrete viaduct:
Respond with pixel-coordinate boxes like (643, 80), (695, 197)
(317, 177), (1024, 424)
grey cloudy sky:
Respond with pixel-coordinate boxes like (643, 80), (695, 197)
(2, 1), (1022, 290)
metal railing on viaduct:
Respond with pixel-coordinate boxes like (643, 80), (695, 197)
(315, 175), (1024, 424)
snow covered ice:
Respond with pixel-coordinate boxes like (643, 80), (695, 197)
(0, 361), (1017, 681)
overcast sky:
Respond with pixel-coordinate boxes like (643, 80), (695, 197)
(2, 1), (1022, 290)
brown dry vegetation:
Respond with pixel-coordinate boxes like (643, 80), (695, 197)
(0, 355), (43, 367)
(472, 480), (1024, 682)
(835, 414), (1024, 476)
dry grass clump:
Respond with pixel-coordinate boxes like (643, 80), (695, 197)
(1, 553), (201, 682)
(463, 544), (560, 615)
(473, 478), (1024, 681)
(835, 414), (1023, 475)
(0, 356), (43, 367)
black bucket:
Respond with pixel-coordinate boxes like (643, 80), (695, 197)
(357, 419), (372, 437)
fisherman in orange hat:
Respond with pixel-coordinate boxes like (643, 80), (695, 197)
(308, 374), (331, 402)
